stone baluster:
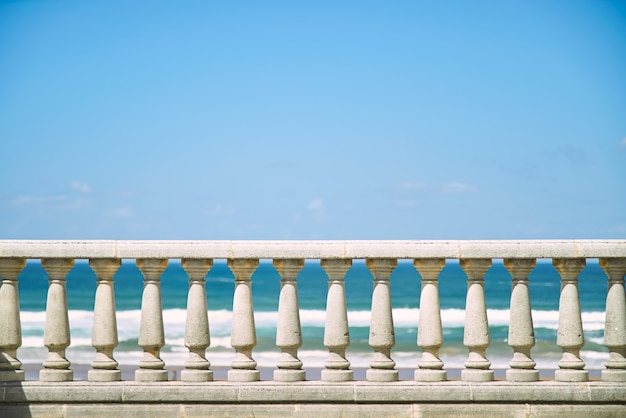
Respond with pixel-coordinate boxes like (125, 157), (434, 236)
(88, 258), (122, 382)
(460, 258), (494, 382)
(181, 258), (214, 382)
(135, 258), (169, 382)
(599, 258), (626, 382)
(227, 258), (260, 382)
(365, 258), (398, 382)
(320, 259), (353, 381)
(552, 258), (587, 382)
(503, 258), (539, 382)
(40, 258), (74, 382)
(0, 258), (26, 382)
(273, 258), (306, 381)
(413, 258), (447, 381)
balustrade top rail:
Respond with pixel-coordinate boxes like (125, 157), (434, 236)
(1, 239), (625, 259)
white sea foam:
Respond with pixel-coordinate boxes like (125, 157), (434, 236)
(18, 307), (608, 357)
(20, 307), (607, 335)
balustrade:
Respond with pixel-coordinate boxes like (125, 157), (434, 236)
(273, 258), (306, 381)
(503, 258), (539, 382)
(413, 258), (446, 381)
(366, 258), (398, 382)
(40, 258), (74, 382)
(553, 258), (588, 382)
(0, 258), (26, 382)
(599, 257), (626, 382)
(135, 258), (168, 381)
(320, 258), (353, 382)
(180, 258), (213, 382)
(0, 240), (625, 386)
(88, 258), (121, 382)
(227, 258), (260, 382)
(460, 258), (493, 382)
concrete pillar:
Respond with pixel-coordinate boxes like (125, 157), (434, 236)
(273, 258), (306, 382)
(503, 258), (539, 382)
(88, 258), (121, 382)
(227, 258), (260, 382)
(460, 258), (494, 382)
(599, 257), (626, 382)
(413, 258), (447, 381)
(320, 259), (353, 382)
(365, 258), (398, 382)
(40, 258), (74, 382)
(0, 258), (26, 382)
(552, 258), (588, 382)
(135, 258), (168, 382)
(181, 258), (214, 382)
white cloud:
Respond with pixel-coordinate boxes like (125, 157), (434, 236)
(107, 207), (132, 219)
(620, 138), (626, 149)
(71, 181), (91, 193)
(11, 194), (90, 210)
(305, 198), (327, 223)
(441, 182), (477, 193)
(306, 198), (325, 212)
(204, 204), (233, 216)
(12, 195), (67, 205)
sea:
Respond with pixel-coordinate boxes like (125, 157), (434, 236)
(14, 259), (610, 376)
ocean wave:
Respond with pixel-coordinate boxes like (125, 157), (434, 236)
(19, 307), (608, 349)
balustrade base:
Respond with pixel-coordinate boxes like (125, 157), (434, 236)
(601, 369), (626, 382)
(414, 369), (447, 382)
(0, 370), (24, 382)
(181, 369), (214, 382)
(135, 369), (168, 382)
(321, 369), (353, 382)
(88, 369), (121, 382)
(3, 380), (626, 418)
(227, 369), (260, 382)
(506, 369), (539, 382)
(555, 369), (588, 382)
(461, 369), (494, 382)
(366, 368), (398, 382)
(274, 369), (306, 382)
(39, 369), (73, 382)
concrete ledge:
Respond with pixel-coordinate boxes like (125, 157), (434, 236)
(2, 403), (626, 418)
(2, 381), (625, 404)
(2, 382), (626, 418)
(1, 240), (625, 259)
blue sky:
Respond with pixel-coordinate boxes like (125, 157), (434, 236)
(1, 0), (625, 240)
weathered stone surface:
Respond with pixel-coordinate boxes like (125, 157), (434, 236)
(2, 240), (624, 260)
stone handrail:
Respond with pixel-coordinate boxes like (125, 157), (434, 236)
(1, 239), (625, 385)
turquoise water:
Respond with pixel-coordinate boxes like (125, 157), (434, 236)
(14, 259), (609, 370)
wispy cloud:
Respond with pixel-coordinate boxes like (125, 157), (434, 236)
(204, 203), (234, 216)
(306, 197), (327, 223)
(70, 181), (91, 193)
(11, 194), (90, 210)
(107, 206), (132, 219)
(307, 197), (325, 212)
(12, 195), (68, 205)
(441, 182), (477, 193)
(620, 138), (626, 149)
